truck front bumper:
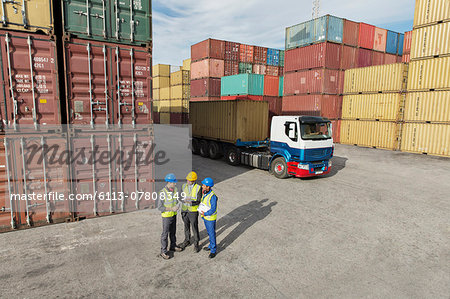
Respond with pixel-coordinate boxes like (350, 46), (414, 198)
(287, 161), (331, 178)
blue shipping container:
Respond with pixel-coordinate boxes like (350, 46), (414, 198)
(386, 31), (399, 54)
(286, 20), (313, 49)
(267, 49), (280, 66)
(397, 34), (404, 55)
(314, 15), (344, 44)
(221, 74), (265, 96)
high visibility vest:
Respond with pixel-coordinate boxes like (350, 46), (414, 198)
(201, 190), (217, 221)
(181, 183), (201, 212)
(161, 187), (178, 218)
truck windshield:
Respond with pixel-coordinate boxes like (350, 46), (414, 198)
(300, 122), (332, 140)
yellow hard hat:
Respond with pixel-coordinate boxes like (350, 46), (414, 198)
(186, 171), (198, 181)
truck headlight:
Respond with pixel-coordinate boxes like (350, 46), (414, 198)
(328, 161), (332, 168)
(297, 164), (309, 170)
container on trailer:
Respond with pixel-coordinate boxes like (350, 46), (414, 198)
(413, 0), (450, 28)
(286, 19), (313, 50)
(221, 74), (264, 96)
(240, 45), (254, 63)
(385, 31), (399, 54)
(340, 45), (358, 70)
(225, 41), (240, 61)
(407, 57), (450, 91)
(358, 23), (375, 49)
(170, 70), (190, 86)
(266, 65), (279, 76)
(410, 23), (450, 60)
(401, 123), (450, 157)
(253, 64), (266, 75)
(281, 94), (343, 119)
(340, 120), (400, 150)
(253, 46), (267, 64)
(267, 49), (280, 66)
(313, 15), (343, 44)
(191, 78), (221, 98)
(373, 28), (387, 52)
(191, 39), (225, 62)
(190, 59), (224, 79)
(342, 93), (404, 121)
(153, 64), (170, 77)
(224, 60), (239, 76)
(284, 42), (342, 72)
(284, 69), (343, 95)
(170, 112), (189, 124)
(239, 62), (253, 74)
(343, 19), (359, 46)
(404, 91), (450, 122)
(263, 76), (280, 97)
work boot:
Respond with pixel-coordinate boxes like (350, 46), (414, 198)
(160, 252), (170, 260)
(208, 253), (216, 259)
(194, 245), (200, 253)
(203, 247), (210, 251)
(172, 246), (183, 252)
(178, 241), (190, 250)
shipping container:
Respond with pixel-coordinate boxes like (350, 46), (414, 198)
(221, 74), (264, 96)
(331, 119), (341, 143)
(0, 31), (61, 130)
(343, 19), (359, 47)
(170, 65), (182, 73)
(152, 100), (161, 112)
(402, 53), (411, 63)
(240, 44), (254, 63)
(284, 69), (343, 95)
(279, 76), (284, 97)
(153, 77), (170, 89)
(407, 57), (450, 91)
(342, 93), (403, 121)
(372, 51), (385, 66)
(153, 88), (160, 100)
(281, 94), (343, 119)
(284, 42), (342, 72)
(0, 139), (12, 232)
(263, 76), (280, 97)
(170, 85), (190, 100)
(397, 34), (404, 55)
(359, 23), (375, 49)
(160, 87), (170, 100)
(239, 62), (253, 74)
(286, 19), (313, 50)
(344, 63), (408, 94)
(413, 0), (450, 28)
(1, 0), (54, 35)
(253, 64), (267, 75)
(190, 59), (224, 79)
(183, 59), (191, 71)
(153, 111), (160, 124)
(191, 39), (225, 62)
(340, 120), (400, 150)
(253, 46), (267, 64)
(340, 45), (358, 70)
(190, 78), (221, 98)
(159, 99), (170, 112)
(385, 31), (400, 54)
(190, 100), (269, 143)
(357, 48), (373, 67)
(403, 31), (412, 54)
(410, 23), (450, 60)
(278, 66), (284, 76)
(190, 96), (220, 102)
(160, 112), (170, 124)
(170, 112), (188, 124)
(225, 41), (240, 61)
(266, 65), (279, 76)
(279, 50), (285, 67)
(404, 91), (450, 122)
(401, 123), (450, 157)
(170, 70), (190, 86)
(314, 15), (344, 44)
(63, 0), (152, 46)
(373, 28), (387, 52)
(267, 48), (280, 66)
(224, 60), (239, 76)
(153, 64), (170, 77)
(384, 53), (398, 64)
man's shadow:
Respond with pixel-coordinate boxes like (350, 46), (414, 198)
(198, 199), (277, 254)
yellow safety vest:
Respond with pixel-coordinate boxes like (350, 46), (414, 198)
(182, 183), (201, 212)
(201, 190), (217, 221)
(161, 187), (178, 218)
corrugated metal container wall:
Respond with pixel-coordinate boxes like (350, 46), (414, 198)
(225, 41), (240, 61)
(224, 60), (239, 76)
(385, 31), (399, 54)
(279, 76), (284, 97)
(402, 53), (411, 63)
(170, 85), (190, 99)
(190, 78), (221, 98)
(153, 64), (170, 77)
(282, 94), (343, 119)
(264, 76), (280, 97)
(267, 49), (280, 66)
(191, 39), (225, 62)
(160, 88), (170, 100)
(0, 31), (61, 129)
(397, 34), (404, 55)
(286, 20), (313, 50)
(403, 31), (412, 54)
(278, 66), (284, 76)
(190, 59), (224, 79)
(314, 15), (343, 44)
(340, 120), (400, 149)
(342, 94), (403, 121)
(284, 69), (343, 95)
(358, 23), (375, 49)
(190, 96), (220, 102)
(331, 120), (341, 143)
(372, 51), (385, 66)
(190, 100), (269, 143)
(160, 112), (170, 124)
(253, 64), (266, 75)
(401, 123), (450, 157)
(63, 0), (152, 46)
(183, 59), (191, 71)
(358, 48), (373, 67)
(0, 0), (53, 34)
(373, 28), (387, 52)
(404, 91), (450, 122)
(240, 45), (254, 63)
(343, 19), (359, 47)
(407, 57), (450, 91)
(413, 0), (450, 28)
(284, 42), (341, 72)
(221, 74), (264, 96)
(153, 111), (160, 124)
(266, 65), (279, 76)
(239, 62), (253, 74)
(410, 23), (450, 60)
(384, 53), (398, 64)
(170, 70), (190, 86)
(170, 112), (189, 124)
(253, 46), (267, 64)
(153, 77), (170, 89)
(340, 46), (358, 70)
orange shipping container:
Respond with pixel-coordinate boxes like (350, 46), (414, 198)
(240, 45), (254, 63)
(263, 76), (280, 97)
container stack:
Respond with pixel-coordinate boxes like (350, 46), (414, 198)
(401, 0), (450, 157)
(152, 64), (171, 124)
(401, 31), (413, 63)
(282, 15), (404, 142)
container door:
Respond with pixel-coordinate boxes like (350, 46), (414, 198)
(0, 0), (53, 34)
(112, 0), (151, 45)
(0, 138), (16, 231)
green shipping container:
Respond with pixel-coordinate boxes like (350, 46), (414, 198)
(279, 51), (285, 67)
(63, 0), (152, 46)
(239, 62), (253, 74)
(279, 76), (284, 97)
(221, 74), (264, 96)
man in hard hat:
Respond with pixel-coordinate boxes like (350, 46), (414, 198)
(178, 171), (202, 253)
(157, 173), (183, 260)
(199, 177), (218, 259)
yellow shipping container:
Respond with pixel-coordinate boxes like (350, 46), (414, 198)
(344, 63), (408, 94)
(413, 0), (450, 28)
(170, 70), (190, 86)
(170, 85), (190, 99)
(404, 91), (450, 122)
(159, 100), (171, 113)
(183, 59), (191, 71)
(0, 0), (53, 34)
(342, 94), (404, 121)
(153, 64), (171, 77)
(152, 100), (161, 113)
(407, 57), (450, 91)
(401, 123), (450, 157)
(170, 99), (183, 113)
(160, 87), (171, 100)
(160, 113), (171, 125)
(153, 77), (170, 89)
(340, 120), (400, 150)
(153, 89), (160, 100)
(411, 22), (450, 60)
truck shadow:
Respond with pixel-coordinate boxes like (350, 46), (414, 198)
(198, 199), (277, 254)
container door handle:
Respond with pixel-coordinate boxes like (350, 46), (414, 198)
(5, 33), (17, 130)
(90, 135), (97, 215)
(41, 137), (50, 223)
(86, 43), (94, 128)
(116, 47), (122, 127)
(4, 138), (16, 229)
(130, 48), (136, 127)
(118, 134), (125, 212)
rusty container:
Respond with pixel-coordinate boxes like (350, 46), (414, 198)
(284, 42), (342, 72)
(190, 78), (221, 98)
(343, 19), (359, 47)
(282, 94), (343, 119)
(224, 41), (240, 61)
(253, 46), (267, 64)
(240, 44), (254, 63)
(191, 39), (225, 62)
(284, 69), (343, 95)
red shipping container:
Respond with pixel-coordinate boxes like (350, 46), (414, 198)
(266, 65), (279, 76)
(265, 96), (282, 116)
(338, 71), (345, 95)
(240, 44), (254, 63)
(358, 23), (375, 49)
(403, 31), (412, 54)
(224, 60), (239, 76)
(397, 55), (402, 63)
(284, 69), (343, 95)
(191, 39), (225, 62)
(264, 76), (280, 97)
(253, 46), (267, 64)
(253, 64), (266, 75)
(190, 59), (225, 79)
(331, 120), (341, 143)
(190, 78), (221, 98)
(358, 48), (373, 67)
(285, 42), (342, 72)
(189, 97), (220, 102)
(343, 19), (359, 47)
(170, 112), (188, 124)
(372, 51), (385, 65)
(282, 94), (343, 119)
(225, 41), (240, 61)
(153, 112), (160, 124)
(340, 45), (358, 70)
(373, 28), (387, 52)
(384, 53), (397, 64)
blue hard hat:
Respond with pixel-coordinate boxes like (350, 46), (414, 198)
(165, 173), (177, 183)
(201, 177), (214, 187)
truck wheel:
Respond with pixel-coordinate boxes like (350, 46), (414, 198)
(271, 157), (289, 179)
(199, 140), (210, 158)
(226, 147), (240, 166)
(208, 141), (222, 159)
(191, 138), (200, 155)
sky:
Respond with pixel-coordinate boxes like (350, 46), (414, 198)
(152, 0), (415, 66)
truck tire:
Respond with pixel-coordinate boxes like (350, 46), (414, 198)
(191, 138), (200, 155)
(199, 140), (210, 158)
(271, 157), (289, 179)
(208, 141), (222, 159)
(226, 147), (240, 166)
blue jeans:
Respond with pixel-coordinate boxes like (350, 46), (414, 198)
(203, 219), (216, 254)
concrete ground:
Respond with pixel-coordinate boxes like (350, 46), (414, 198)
(1, 144), (449, 298)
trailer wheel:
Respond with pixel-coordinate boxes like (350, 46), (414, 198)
(191, 138), (200, 155)
(226, 147), (240, 166)
(271, 157), (289, 179)
(208, 141), (222, 159)
(199, 140), (210, 158)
